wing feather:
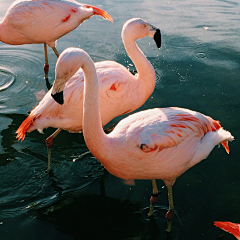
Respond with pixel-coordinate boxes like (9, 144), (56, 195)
(115, 108), (219, 153)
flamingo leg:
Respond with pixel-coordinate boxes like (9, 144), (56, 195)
(166, 185), (174, 232)
(46, 128), (62, 171)
(43, 43), (51, 90)
(52, 47), (60, 58)
(148, 179), (160, 217)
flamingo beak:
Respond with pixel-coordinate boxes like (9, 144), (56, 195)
(154, 29), (161, 49)
(51, 91), (64, 105)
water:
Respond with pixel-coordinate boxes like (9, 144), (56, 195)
(0, 0), (240, 239)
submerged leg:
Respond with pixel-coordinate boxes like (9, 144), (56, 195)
(43, 43), (51, 90)
(166, 185), (174, 232)
(52, 47), (60, 58)
(148, 179), (161, 217)
(46, 128), (62, 171)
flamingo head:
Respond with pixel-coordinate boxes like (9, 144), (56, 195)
(51, 47), (88, 105)
(122, 18), (161, 49)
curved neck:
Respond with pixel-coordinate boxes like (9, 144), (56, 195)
(122, 34), (156, 91)
(82, 56), (110, 160)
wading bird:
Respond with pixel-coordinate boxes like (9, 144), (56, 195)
(215, 221), (240, 239)
(16, 18), (161, 170)
(0, 0), (113, 88)
(51, 48), (233, 232)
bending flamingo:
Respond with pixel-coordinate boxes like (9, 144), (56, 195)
(16, 18), (161, 169)
(215, 222), (240, 239)
(0, 0), (113, 87)
(51, 49), (233, 232)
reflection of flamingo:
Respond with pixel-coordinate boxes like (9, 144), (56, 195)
(215, 222), (240, 239)
(0, 0), (113, 87)
(52, 49), (233, 232)
(16, 18), (161, 169)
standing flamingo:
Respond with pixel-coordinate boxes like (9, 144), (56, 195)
(0, 0), (113, 88)
(16, 18), (161, 169)
(215, 222), (240, 239)
(51, 49), (233, 232)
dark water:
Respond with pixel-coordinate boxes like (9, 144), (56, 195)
(0, 0), (240, 239)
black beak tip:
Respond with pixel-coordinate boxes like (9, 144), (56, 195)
(51, 91), (64, 105)
(154, 29), (161, 49)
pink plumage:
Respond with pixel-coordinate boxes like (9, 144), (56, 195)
(215, 221), (240, 239)
(16, 18), (161, 141)
(0, 0), (113, 47)
(0, 0), (112, 83)
(99, 107), (233, 181)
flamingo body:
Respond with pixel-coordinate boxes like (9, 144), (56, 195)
(18, 60), (144, 134)
(215, 221), (240, 239)
(0, 0), (113, 48)
(93, 107), (233, 182)
(16, 18), (161, 140)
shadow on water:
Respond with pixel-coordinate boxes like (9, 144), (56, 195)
(34, 187), (176, 240)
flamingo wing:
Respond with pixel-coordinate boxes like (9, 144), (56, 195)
(214, 221), (240, 240)
(118, 107), (221, 153)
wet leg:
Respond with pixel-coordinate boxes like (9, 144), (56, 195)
(148, 179), (161, 217)
(52, 47), (60, 58)
(46, 128), (62, 171)
(43, 43), (51, 90)
(166, 185), (174, 232)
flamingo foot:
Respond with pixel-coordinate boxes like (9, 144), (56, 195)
(148, 192), (161, 217)
(166, 208), (174, 232)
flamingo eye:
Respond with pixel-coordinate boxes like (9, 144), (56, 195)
(140, 143), (147, 149)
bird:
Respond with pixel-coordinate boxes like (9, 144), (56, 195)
(0, 0), (113, 88)
(215, 221), (240, 239)
(50, 48), (233, 232)
(16, 18), (161, 170)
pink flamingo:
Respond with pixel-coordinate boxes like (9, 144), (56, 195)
(51, 49), (233, 232)
(215, 222), (240, 239)
(16, 18), (161, 169)
(0, 0), (113, 86)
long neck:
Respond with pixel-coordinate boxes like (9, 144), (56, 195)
(82, 57), (111, 161)
(122, 34), (156, 92)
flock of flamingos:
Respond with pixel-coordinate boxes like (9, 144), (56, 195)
(0, 0), (238, 237)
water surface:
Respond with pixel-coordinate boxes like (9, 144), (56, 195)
(0, 0), (240, 239)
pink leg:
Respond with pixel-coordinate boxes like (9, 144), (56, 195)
(52, 47), (60, 58)
(148, 179), (161, 217)
(166, 185), (174, 232)
(43, 43), (51, 90)
(45, 128), (62, 171)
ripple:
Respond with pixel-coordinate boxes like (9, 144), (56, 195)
(0, 47), (52, 113)
(196, 52), (207, 58)
(0, 67), (15, 92)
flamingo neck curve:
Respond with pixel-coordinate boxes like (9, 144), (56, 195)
(122, 30), (156, 95)
(82, 52), (112, 163)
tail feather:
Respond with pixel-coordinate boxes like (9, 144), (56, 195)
(16, 115), (35, 142)
(221, 141), (230, 154)
(217, 128), (234, 154)
(85, 5), (113, 22)
(208, 118), (234, 154)
(214, 221), (240, 240)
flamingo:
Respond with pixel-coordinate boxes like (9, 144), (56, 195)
(51, 49), (233, 232)
(215, 222), (240, 239)
(0, 0), (113, 88)
(16, 18), (161, 169)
